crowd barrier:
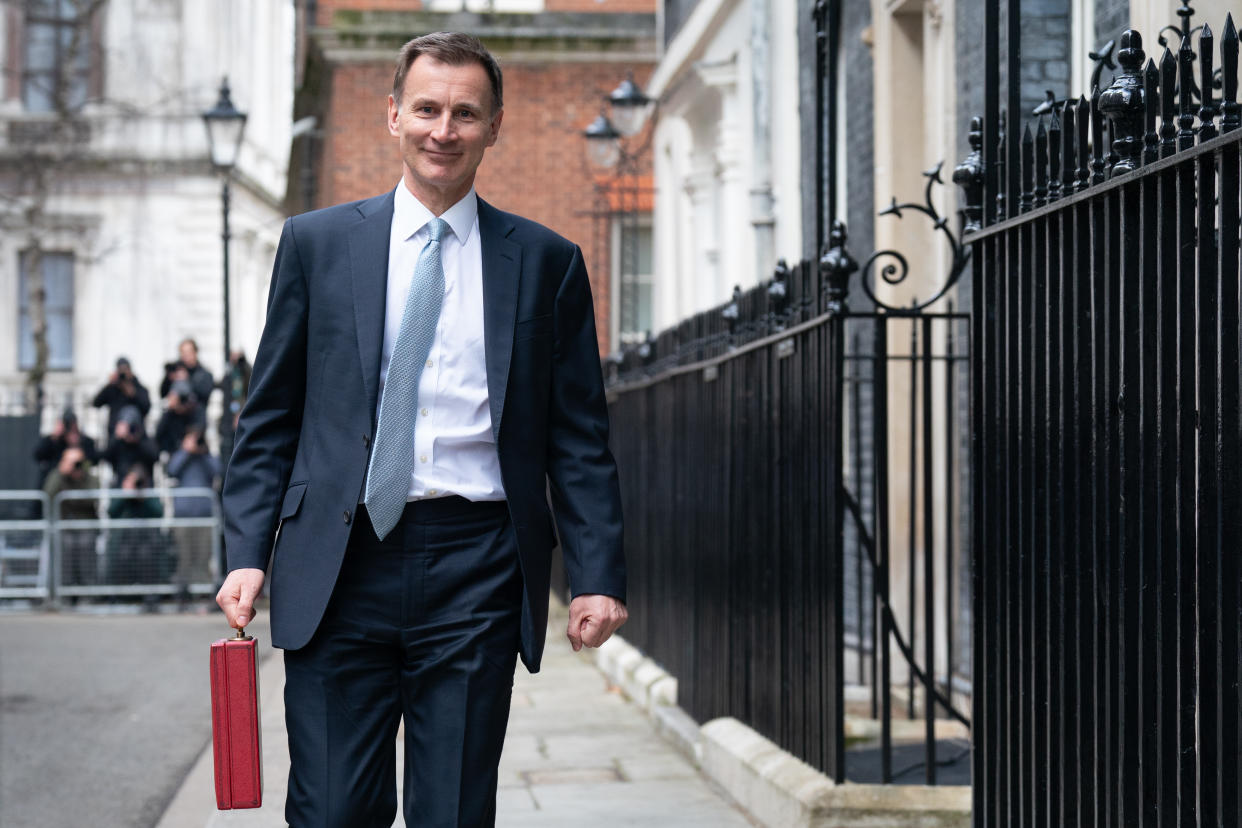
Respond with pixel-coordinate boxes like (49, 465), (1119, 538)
(0, 487), (221, 603)
(0, 491), (52, 599)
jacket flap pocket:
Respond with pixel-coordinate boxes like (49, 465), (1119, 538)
(514, 314), (553, 341)
(279, 481), (308, 520)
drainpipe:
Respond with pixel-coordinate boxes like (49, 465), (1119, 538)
(750, 0), (776, 279)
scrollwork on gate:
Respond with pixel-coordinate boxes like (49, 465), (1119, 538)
(851, 161), (971, 314)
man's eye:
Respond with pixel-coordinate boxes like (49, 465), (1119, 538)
(456, 110), (475, 120)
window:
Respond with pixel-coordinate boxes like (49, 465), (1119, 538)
(19, 251), (75, 371)
(614, 219), (653, 347)
(22, 0), (93, 113)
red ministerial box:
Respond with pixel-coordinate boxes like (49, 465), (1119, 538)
(209, 632), (262, 810)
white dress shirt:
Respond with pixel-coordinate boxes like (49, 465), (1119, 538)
(376, 183), (505, 501)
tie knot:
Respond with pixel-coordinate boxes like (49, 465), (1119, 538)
(426, 217), (448, 243)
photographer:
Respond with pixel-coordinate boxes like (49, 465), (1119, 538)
(102, 405), (159, 482)
(42, 446), (100, 588)
(158, 339), (214, 407)
(92, 357), (151, 446)
(167, 425), (219, 602)
(33, 409), (100, 486)
(155, 379), (205, 456)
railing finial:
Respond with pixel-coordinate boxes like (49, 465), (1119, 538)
(1177, 33), (1197, 150)
(722, 285), (742, 347)
(953, 116), (985, 232)
(1100, 29), (1147, 176)
(1199, 24), (1218, 140)
(768, 259), (791, 331)
(1223, 14), (1240, 133)
(820, 221), (858, 316)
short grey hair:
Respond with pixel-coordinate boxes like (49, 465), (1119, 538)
(392, 32), (503, 113)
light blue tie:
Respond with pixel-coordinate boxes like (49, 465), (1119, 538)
(364, 217), (448, 540)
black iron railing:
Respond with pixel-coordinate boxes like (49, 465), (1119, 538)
(605, 175), (973, 781)
(967, 11), (1241, 827)
(605, 258), (851, 780)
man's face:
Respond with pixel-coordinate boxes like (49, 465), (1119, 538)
(387, 56), (502, 211)
(180, 341), (198, 367)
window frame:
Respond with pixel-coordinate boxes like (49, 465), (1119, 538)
(610, 213), (654, 348)
(17, 0), (101, 113)
(18, 249), (76, 373)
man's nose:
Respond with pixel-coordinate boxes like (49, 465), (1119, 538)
(430, 112), (455, 142)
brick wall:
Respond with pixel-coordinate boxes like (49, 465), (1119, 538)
(317, 59), (654, 355)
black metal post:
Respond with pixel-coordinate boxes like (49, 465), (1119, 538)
(1006, 0), (1021, 219)
(221, 175), (232, 376)
(220, 175), (234, 465)
(983, 0), (999, 226)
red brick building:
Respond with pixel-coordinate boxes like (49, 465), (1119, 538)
(292, 2), (657, 355)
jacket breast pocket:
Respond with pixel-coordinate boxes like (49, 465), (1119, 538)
(514, 314), (553, 343)
(280, 481), (308, 521)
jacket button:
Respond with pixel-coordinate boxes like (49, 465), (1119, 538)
(362, 434), (371, 448)
(343, 509), (352, 525)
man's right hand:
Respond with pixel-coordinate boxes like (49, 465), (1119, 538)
(216, 568), (266, 629)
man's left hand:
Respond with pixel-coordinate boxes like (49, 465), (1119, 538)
(566, 594), (628, 652)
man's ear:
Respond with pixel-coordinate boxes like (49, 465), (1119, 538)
(487, 109), (503, 148)
(387, 94), (400, 137)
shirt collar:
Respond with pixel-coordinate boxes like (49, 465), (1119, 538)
(393, 182), (477, 245)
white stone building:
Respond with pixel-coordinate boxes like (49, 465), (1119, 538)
(0, 0), (295, 444)
(647, 0), (805, 331)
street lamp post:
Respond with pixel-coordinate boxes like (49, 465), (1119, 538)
(201, 78), (247, 462)
(583, 73), (654, 350)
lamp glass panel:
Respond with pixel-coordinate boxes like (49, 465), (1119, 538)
(586, 139), (621, 171)
(206, 116), (246, 169)
(610, 104), (650, 138)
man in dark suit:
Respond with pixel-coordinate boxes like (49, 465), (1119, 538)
(216, 32), (627, 827)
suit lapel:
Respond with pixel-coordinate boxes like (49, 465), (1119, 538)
(478, 198), (521, 442)
(347, 191), (396, 427)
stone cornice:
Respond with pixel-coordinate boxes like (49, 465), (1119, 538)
(0, 157), (286, 213)
(313, 11), (658, 64)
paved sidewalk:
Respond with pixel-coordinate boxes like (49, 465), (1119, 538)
(157, 615), (755, 827)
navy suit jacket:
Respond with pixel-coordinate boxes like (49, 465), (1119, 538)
(221, 190), (625, 671)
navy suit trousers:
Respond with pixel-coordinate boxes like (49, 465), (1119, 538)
(283, 497), (522, 828)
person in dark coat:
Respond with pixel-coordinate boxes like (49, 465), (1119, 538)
(105, 465), (168, 590)
(219, 349), (252, 417)
(155, 380), (206, 455)
(216, 33), (626, 825)
(167, 425), (219, 591)
(102, 405), (159, 481)
(42, 446), (100, 587)
(159, 339), (214, 406)
(33, 409), (100, 485)
(92, 357), (151, 445)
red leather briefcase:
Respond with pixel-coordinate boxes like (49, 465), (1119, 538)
(210, 629), (262, 809)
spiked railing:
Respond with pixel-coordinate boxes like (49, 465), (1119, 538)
(958, 11), (1239, 226)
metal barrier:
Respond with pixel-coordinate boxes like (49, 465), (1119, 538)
(0, 491), (53, 599)
(50, 487), (221, 601)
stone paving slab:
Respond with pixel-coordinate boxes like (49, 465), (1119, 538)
(157, 619), (755, 827)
